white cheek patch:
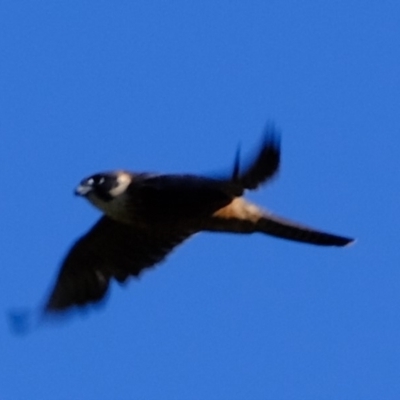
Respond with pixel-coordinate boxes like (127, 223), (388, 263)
(109, 172), (132, 197)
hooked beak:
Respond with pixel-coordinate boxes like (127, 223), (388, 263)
(74, 184), (92, 197)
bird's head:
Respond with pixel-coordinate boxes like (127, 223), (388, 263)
(75, 171), (132, 216)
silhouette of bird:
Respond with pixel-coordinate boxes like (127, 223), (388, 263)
(44, 126), (354, 313)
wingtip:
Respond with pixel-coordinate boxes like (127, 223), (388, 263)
(235, 122), (282, 190)
(7, 308), (41, 336)
(262, 122), (282, 146)
(231, 144), (241, 182)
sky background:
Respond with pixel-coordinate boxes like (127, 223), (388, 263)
(1, 1), (399, 399)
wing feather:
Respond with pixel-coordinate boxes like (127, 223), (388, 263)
(45, 216), (191, 312)
(235, 124), (281, 190)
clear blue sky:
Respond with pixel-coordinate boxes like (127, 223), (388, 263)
(1, 2), (399, 399)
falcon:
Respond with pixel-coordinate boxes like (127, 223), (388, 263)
(44, 126), (354, 313)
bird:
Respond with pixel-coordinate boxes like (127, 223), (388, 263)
(44, 126), (354, 314)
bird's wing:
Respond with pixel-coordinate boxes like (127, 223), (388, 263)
(232, 124), (281, 190)
(44, 216), (191, 313)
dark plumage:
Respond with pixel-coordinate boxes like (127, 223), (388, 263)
(44, 126), (354, 313)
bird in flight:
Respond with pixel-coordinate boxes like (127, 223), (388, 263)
(44, 126), (354, 314)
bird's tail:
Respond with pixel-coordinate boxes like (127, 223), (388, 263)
(206, 198), (354, 247)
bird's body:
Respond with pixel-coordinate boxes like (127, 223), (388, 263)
(44, 128), (354, 313)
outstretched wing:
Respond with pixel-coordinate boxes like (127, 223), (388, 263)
(44, 216), (191, 313)
(233, 124), (281, 190)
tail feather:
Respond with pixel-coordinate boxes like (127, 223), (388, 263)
(256, 212), (354, 247)
(209, 198), (354, 247)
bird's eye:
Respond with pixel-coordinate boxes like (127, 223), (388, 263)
(88, 175), (106, 186)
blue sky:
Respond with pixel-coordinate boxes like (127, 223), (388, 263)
(1, 1), (399, 399)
